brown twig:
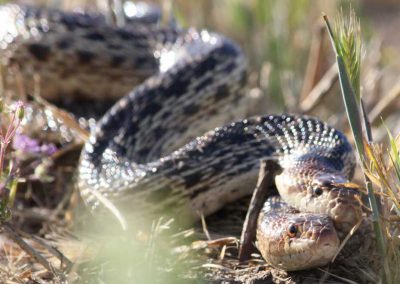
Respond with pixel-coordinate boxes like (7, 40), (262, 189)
(4, 222), (73, 273)
(2, 222), (58, 274)
(300, 23), (327, 101)
(238, 160), (280, 262)
(107, 0), (125, 27)
(299, 63), (338, 113)
(369, 81), (400, 125)
(29, 234), (73, 271)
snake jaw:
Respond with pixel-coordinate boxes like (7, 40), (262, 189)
(311, 222), (341, 263)
(310, 185), (363, 233)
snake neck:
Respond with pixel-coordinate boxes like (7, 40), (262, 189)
(80, 113), (359, 222)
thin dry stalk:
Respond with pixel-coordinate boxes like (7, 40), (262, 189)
(300, 23), (327, 101)
(2, 222), (57, 274)
(370, 81), (400, 124)
(238, 160), (280, 262)
(299, 63), (338, 113)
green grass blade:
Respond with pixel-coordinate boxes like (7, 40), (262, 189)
(336, 55), (364, 157)
(389, 154), (400, 183)
(386, 126), (400, 181)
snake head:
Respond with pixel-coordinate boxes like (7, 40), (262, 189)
(256, 211), (340, 271)
(275, 171), (364, 233)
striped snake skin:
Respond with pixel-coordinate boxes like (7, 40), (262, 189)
(0, 3), (364, 271)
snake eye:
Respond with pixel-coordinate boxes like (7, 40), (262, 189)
(314, 187), (323, 196)
(287, 224), (298, 238)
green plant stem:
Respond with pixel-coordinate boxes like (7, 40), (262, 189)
(336, 56), (364, 156)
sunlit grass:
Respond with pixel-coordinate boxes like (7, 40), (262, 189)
(362, 131), (400, 284)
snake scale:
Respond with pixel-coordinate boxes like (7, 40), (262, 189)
(0, 3), (365, 271)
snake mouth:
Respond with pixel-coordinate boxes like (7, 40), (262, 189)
(277, 223), (339, 271)
(329, 190), (363, 233)
(282, 223), (338, 272)
(315, 225), (340, 253)
(303, 226), (340, 268)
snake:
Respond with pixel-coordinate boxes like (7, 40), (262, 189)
(0, 3), (365, 271)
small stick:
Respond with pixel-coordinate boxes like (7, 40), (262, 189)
(369, 81), (400, 125)
(238, 160), (280, 262)
(300, 63), (338, 114)
(29, 234), (73, 271)
(107, 0), (125, 27)
(300, 23), (327, 101)
(2, 222), (57, 273)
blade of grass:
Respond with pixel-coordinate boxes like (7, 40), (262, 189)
(385, 124), (400, 181)
(389, 154), (400, 185)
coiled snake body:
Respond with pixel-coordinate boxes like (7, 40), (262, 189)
(0, 3), (364, 271)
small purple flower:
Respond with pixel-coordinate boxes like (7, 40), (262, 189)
(40, 143), (58, 156)
(12, 133), (57, 156)
(13, 133), (41, 153)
